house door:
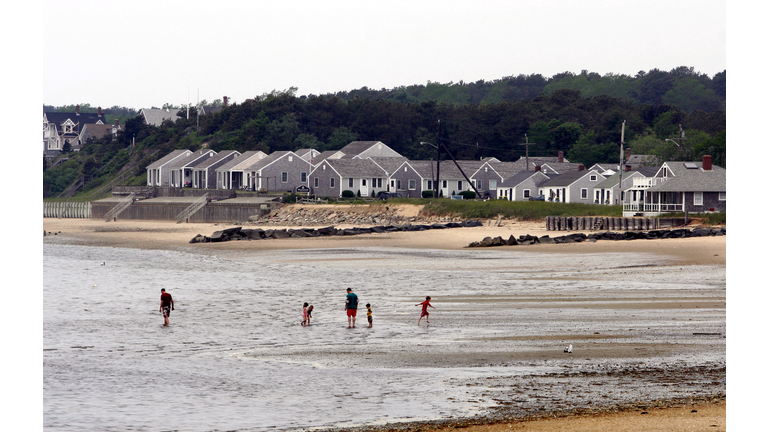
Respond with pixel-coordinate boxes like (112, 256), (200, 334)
(361, 178), (369, 196)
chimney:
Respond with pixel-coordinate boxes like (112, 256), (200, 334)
(98, 106), (102, 116)
(703, 155), (712, 171)
(625, 165), (632, 172)
(535, 165), (541, 172)
(223, 96), (228, 107)
(578, 164), (585, 171)
(76, 104), (80, 115)
(558, 151), (564, 163)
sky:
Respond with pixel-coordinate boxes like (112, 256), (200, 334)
(41, 0), (727, 109)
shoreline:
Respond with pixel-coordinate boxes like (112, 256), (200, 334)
(43, 215), (726, 432)
(42, 217), (726, 267)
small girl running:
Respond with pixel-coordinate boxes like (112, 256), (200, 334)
(366, 303), (372, 328)
(306, 305), (314, 325)
(416, 296), (435, 325)
(302, 302), (309, 326)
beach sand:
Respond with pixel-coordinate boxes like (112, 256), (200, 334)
(43, 209), (726, 431)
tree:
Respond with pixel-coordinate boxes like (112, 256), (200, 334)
(325, 126), (358, 151)
(567, 131), (617, 166)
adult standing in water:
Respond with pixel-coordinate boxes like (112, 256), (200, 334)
(160, 288), (174, 326)
(345, 287), (358, 328)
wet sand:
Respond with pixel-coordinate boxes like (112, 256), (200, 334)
(43, 212), (727, 431)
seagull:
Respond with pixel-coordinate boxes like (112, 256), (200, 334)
(101, 262), (105, 266)
(564, 344), (573, 353)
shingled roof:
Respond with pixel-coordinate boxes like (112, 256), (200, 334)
(324, 158), (387, 178)
(649, 162), (726, 192)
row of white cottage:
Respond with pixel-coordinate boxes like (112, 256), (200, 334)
(146, 141), (725, 217)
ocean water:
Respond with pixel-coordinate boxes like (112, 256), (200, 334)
(43, 243), (725, 431)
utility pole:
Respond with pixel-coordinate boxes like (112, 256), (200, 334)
(619, 120), (625, 206)
(519, 134), (537, 170)
(435, 119), (441, 199)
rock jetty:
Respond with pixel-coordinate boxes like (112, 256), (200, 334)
(190, 220), (485, 243)
(466, 227), (726, 248)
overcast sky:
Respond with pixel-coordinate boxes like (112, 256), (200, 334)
(42, 0), (726, 109)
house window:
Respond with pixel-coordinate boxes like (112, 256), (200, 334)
(397, 180), (401, 189)
(390, 180), (395, 188)
(661, 167), (668, 177)
(348, 178), (354, 188)
(314, 177), (319, 188)
(442, 180), (447, 188)
(489, 180), (497, 189)
(581, 188), (588, 199)
(288, 156), (293, 162)
(719, 192), (726, 201)
(301, 172), (307, 182)
(590, 175), (597, 181)
(694, 192), (703, 205)
(427, 180), (432, 190)
(281, 172), (288, 183)
(458, 181), (463, 190)
(362, 179), (367, 186)
(523, 189), (530, 198)
(476, 179), (482, 189)
(330, 178), (335, 188)
(408, 180), (416, 190)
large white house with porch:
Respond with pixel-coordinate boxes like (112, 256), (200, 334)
(622, 156), (726, 217)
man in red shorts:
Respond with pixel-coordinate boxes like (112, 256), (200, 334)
(345, 287), (358, 328)
(160, 288), (174, 326)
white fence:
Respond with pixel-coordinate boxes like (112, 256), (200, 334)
(43, 202), (92, 218)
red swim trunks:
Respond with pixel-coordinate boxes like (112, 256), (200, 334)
(346, 309), (357, 317)
(420, 310), (429, 317)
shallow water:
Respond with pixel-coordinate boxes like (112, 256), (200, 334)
(44, 243), (725, 431)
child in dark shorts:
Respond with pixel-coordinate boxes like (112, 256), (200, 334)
(306, 305), (313, 325)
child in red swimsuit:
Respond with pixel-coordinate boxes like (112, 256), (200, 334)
(416, 296), (435, 325)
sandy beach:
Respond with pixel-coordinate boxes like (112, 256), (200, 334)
(43, 206), (726, 431)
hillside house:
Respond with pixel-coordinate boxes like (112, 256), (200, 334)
(244, 151), (311, 192)
(215, 151), (268, 189)
(146, 149), (192, 187)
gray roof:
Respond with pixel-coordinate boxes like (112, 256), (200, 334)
(400, 160), (486, 180)
(595, 167), (659, 189)
(368, 156), (408, 175)
(516, 156), (571, 164)
(165, 149), (216, 169)
(626, 154), (660, 166)
(244, 151), (304, 172)
(140, 108), (180, 126)
(193, 150), (240, 170)
(539, 162), (582, 174)
(476, 161), (528, 180)
(314, 150), (345, 164)
(501, 170), (550, 188)
(146, 149), (191, 169)
(199, 106), (223, 115)
(649, 162), (726, 192)
(215, 151), (268, 172)
(324, 158), (387, 177)
(540, 169), (600, 187)
(338, 141), (383, 157)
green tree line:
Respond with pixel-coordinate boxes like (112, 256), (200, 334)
(330, 66), (725, 113)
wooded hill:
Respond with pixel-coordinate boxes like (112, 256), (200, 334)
(43, 67), (726, 199)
